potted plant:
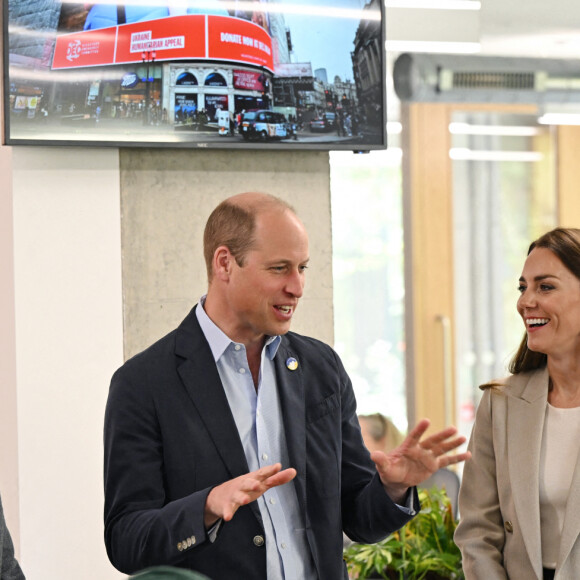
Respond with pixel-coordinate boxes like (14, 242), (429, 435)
(343, 486), (464, 580)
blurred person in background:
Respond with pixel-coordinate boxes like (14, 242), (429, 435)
(358, 413), (405, 453)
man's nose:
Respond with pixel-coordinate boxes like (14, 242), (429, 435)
(286, 270), (305, 297)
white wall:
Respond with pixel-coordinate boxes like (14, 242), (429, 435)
(11, 147), (125, 579)
(0, 147), (20, 554)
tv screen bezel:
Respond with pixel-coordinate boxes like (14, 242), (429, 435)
(2, 1), (387, 152)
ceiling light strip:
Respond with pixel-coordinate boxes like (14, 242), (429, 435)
(449, 123), (542, 136)
(386, 41), (480, 54)
(385, 0), (481, 9)
(449, 148), (544, 162)
(538, 113), (580, 126)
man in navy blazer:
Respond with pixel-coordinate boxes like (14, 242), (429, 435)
(104, 192), (469, 579)
(0, 493), (25, 580)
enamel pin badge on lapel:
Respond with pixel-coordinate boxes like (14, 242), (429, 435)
(286, 357), (298, 371)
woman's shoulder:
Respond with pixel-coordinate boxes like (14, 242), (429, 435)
(480, 375), (511, 392)
(479, 366), (548, 396)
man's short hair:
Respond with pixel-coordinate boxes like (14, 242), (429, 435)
(203, 194), (294, 280)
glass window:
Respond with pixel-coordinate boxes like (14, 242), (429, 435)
(176, 72), (198, 86)
(330, 149), (407, 432)
(204, 73), (227, 87)
(451, 111), (557, 444)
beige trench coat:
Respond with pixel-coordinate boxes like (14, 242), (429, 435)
(455, 366), (580, 580)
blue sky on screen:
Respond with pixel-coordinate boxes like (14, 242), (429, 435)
(280, 0), (375, 82)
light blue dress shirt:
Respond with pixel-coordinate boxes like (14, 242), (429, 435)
(196, 298), (317, 580)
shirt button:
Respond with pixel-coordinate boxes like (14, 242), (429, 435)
(234, 344), (241, 351)
(239, 368), (246, 374)
(281, 543), (287, 549)
(269, 498), (276, 505)
(262, 453), (268, 460)
(253, 535), (265, 547)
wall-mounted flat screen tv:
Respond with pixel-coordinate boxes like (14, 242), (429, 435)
(3, 0), (385, 151)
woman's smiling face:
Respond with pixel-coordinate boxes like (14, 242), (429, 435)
(517, 246), (580, 358)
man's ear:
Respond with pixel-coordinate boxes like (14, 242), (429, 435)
(213, 246), (233, 281)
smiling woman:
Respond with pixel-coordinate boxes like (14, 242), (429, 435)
(455, 227), (580, 580)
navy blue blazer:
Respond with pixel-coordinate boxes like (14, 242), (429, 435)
(104, 305), (416, 579)
(0, 494), (25, 580)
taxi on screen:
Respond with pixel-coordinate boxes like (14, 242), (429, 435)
(239, 110), (289, 141)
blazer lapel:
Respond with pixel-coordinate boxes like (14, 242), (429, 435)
(175, 307), (250, 480)
(274, 340), (307, 517)
(507, 367), (549, 577)
(557, 430), (580, 568)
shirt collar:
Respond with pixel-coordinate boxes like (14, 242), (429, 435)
(196, 295), (281, 362)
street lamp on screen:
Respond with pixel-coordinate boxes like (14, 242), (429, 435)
(141, 50), (157, 126)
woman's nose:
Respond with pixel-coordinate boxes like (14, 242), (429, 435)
(518, 290), (535, 309)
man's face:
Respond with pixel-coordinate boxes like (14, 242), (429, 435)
(224, 209), (309, 345)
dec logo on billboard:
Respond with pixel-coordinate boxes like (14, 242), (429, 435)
(53, 28), (114, 69)
(66, 40), (82, 62)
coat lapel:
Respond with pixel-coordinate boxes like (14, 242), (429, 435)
(175, 307), (250, 480)
(557, 429), (580, 568)
(507, 367), (549, 577)
(274, 340), (307, 517)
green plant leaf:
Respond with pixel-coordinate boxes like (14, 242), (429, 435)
(344, 486), (465, 580)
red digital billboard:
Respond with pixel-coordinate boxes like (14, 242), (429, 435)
(233, 70), (266, 91)
(52, 15), (274, 71)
